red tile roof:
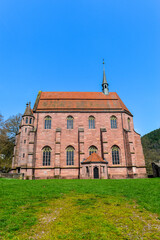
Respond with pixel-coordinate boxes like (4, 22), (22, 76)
(34, 91), (132, 115)
(82, 152), (107, 163)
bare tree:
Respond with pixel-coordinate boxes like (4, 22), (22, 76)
(0, 113), (22, 172)
(0, 113), (4, 131)
(4, 113), (22, 143)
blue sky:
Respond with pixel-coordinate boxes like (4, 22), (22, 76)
(0, 0), (159, 136)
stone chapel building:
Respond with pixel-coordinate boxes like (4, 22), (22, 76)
(12, 68), (146, 179)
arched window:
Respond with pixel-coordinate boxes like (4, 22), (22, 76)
(43, 147), (51, 166)
(110, 116), (117, 129)
(67, 116), (73, 129)
(128, 118), (130, 130)
(44, 116), (51, 129)
(29, 118), (32, 124)
(26, 117), (28, 124)
(66, 146), (74, 165)
(89, 146), (97, 155)
(112, 146), (120, 164)
(89, 116), (95, 129)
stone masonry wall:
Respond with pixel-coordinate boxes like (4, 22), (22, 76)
(32, 111), (145, 179)
(12, 110), (146, 179)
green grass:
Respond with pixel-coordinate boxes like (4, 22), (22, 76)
(0, 178), (160, 239)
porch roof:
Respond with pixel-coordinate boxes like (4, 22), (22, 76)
(81, 153), (108, 164)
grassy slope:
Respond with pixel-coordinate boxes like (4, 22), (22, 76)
(141, 128), (160, 175)
(0, 178), (160, 239)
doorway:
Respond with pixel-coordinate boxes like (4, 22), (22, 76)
(94, 167), (99, 179)
(155, 167), (159, 177)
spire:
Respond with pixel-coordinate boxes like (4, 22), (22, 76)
(23, 102), (33, 116)
(103, 68), (107, 84)
(102, 59), (109, 95)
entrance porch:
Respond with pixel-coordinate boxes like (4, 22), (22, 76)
(81, 153), (108, 179)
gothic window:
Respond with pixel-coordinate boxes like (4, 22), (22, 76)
(29, 118), (32, 124)
(128, 118), (130, 130)
(25, 128), (27, 133)
(67, 116), (73, 129)
(44, 116), (51, 129)
(112, 146), (120, 164)
(26, 117), (28, 124)
(23, 153), (25, 158)
(110, 116), (117, 129)
(89, 116), (95, 129)
(89, 146), (97, 155)
(24, 140), (26, 144)
(43, 147), (51, 166)
(66, 146), (74, 165)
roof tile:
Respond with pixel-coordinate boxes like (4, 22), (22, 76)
(35, 91), (132, 115)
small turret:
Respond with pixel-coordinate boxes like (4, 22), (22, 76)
(14, 102), (35, 179)
(23, 102), (33, 117)
(102, 59), (109, 95)
(22, 102), (34, 126)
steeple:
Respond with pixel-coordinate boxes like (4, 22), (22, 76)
(23, 102), (33, 116)
(102, 59), (109, 95)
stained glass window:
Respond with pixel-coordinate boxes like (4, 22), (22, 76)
(43, 147), (51, 166)
(112, 146), (120, 164)
(67, 116), (73, 129)
(110, 116), (117, 129)
(45, 116), (51, 129)
(66, 146), (74, 165)
(89, 146), (97, 155)
(89, 116), (95, 129)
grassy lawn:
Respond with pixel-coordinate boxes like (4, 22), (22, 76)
(0, 178), (160, 239)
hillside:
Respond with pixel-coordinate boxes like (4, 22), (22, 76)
(141, 128), (160, 175)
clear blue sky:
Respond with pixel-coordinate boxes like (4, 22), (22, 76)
(0, 0), (159, 136)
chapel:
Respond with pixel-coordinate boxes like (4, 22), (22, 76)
(12, 66), (146, 179)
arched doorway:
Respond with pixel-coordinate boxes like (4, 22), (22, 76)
(94, 167), (99, 179)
